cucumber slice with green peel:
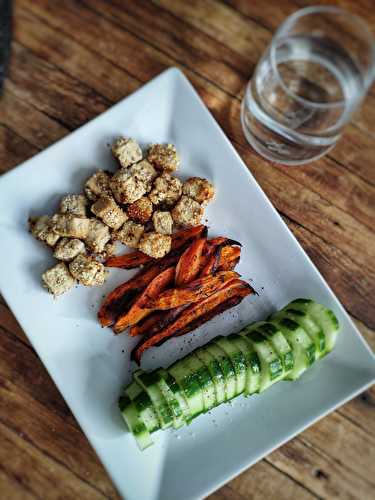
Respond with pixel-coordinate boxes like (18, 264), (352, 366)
(134, 370), (174, 430)
(155, 368), (185, 429)
(185, 353), (216, 412)
(288, 299), (339, 353)
(195, 347), (226, 405)
(243, 322), (294, 373)
(204, 342), (237, 401)
(242, 330), (284, 392)
(282, 306), (326, 357)
(270, 316), (316, 380)
(159, 369), (190, 425)
(124, 382), (160, 433)
(168, 359), (204, 420)
(120, 298), (340, 450)
(229, 334), (261, 395)
(119, 396), (153, 450)
(213, 336), (247, 397)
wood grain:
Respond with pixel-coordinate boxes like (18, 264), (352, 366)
(0, 0), (374, 499)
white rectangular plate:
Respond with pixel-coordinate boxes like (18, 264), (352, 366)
(0, 68), (374, 500)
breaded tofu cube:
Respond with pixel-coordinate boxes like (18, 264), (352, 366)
(84, 219), (111, 254)
(29, 215), (60, 247)
(127, 196), (153, 224)
(152, 210), (173, 235)
(114, 220), (145, 248)
(138, 232), (172, 258)
(51, 214), (91, 239)
(109, 167), (148, 204)
(147, 144), (180, 173)
(183, 177), (215, 205)
(42, 262), (75, 296)
(171, 196), (204, 227)
(101, 241), (117, 259)
(85, 170), (112, 201)
(69, 254), (107, 286)
(59, 194), (88, 217)
(91, 195), (127, 230)
(112, 137), (142, 168)
(129, 160), (157, 190)
(53, 238), (85, 261)
(148, 173), (182, 207)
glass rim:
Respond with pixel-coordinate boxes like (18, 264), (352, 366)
(270, 5), (375, 110)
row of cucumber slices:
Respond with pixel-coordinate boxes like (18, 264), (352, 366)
(119, 298), (339, 450)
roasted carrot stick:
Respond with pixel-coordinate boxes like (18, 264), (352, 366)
(218, 246), (241, 266)
(143, 271), (239, 311)
(113, 267), (175, 334)
(104, 225), (207, 269)
(98, 252), (181, 327)
(132, 280), (253, 363)
(175, 238), (206, 286)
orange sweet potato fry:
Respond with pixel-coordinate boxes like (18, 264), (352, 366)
(105, 251), (153, 269)
(129, 305), (189, 337)
(104, 225), (207, 269)
(218, 256), (240, 271)
(113, 267), (175, 334)
(175, 238), (206, 286)
(98, 252), (181, 327)
(143, 271), (239, 311)
(132, 280), (254, 363)
(171, 225), (207, 251)
(218, 246), (241, 267)
(200, 244), (222, 277)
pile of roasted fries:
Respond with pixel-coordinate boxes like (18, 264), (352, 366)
(98, 225), (255, 363)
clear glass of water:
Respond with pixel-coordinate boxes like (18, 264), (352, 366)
(241, 6), (375, 165)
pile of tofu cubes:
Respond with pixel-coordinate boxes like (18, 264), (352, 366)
(30, 138), (214, 297)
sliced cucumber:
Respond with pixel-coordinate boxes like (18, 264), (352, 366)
(124, 381), (159, 433)
(186, 353), (216, 412)
(159, 369), (190, 425)
(204, 342), (237, 401)
(244, 322), (294, 373)
(270, 316), (316, 380)
(119, 396), (153, 450)
(230, 334), (261, 395)
(282, 306), (326, 357)
(134, 370), (174, 430)
(168, 359), (204, 420)
(213, 336), (247, 397)
(155, 368), (185, 429)
(242, 329), (284, 392)
(195, 347), (226, 405)
(289, 299), (339, 353)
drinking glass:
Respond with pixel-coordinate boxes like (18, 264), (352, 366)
(241, 6), (375, 165)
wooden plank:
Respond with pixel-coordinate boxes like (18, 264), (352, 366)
(227, 459), (317, 499)
(267, 434), (374, 500)
(0, 85), (68, 149)
(8, 42), (110, 129)
(15, 0), (375, 275)
(302, 412), (375, 486)
(0, 421), (110, 500)
(281, 216), (375, 329)
(0, 326), (75, 426)
(0, 378), (119, 498)
(0, 124), (38, 174)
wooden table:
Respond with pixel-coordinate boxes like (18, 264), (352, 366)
(1, 1), (374, 498)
